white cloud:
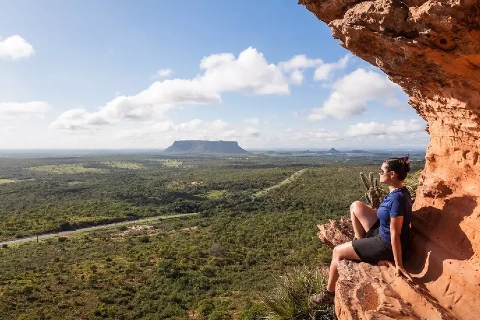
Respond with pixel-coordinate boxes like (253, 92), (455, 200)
(114, 119), (261, 143)
(245, 127), (260, 137)
(156, 68), (173, 78)
(0, 101), (50, 119)
(0, 35), (35, 60)
(308, 68), (404, 121)
(290, 128), (341, 141)
(212, 119), (229, 130)
(313, 55), (350, 81)
(199, 47), (289, 94)
(245, 117), (260, 125)
(389, 119), (426, 133)
(279, 55), (323, 72)
(345, 119), (426, 136)
(280, 54), (322, 85)
(289, 70), (304, 85)
(52, 47), (290, 131)
(280, 54), (350, 85)
(50, 80), (221, 131)
(49, 108), (110, 131)
(345, 122), (387, 136)
(1, 126), (16, 132)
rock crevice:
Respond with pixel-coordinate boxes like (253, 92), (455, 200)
(301, 0), (480, 318)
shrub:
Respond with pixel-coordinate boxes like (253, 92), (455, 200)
(261, 266), (334, 320)
(404, 169), (421, 203)
(139, 235), (150, 243)
(238, 303), (268, 320)
(208, 310), (232, 320)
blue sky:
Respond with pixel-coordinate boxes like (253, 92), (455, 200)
(0, 0), (429, 150)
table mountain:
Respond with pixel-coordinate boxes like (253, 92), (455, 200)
(163, 140), (248, 154)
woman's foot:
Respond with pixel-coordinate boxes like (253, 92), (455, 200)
(310, 288), (335, 305)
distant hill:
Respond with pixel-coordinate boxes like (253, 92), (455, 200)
(328, 148), (341, 153)
(163, 140), (248, 154)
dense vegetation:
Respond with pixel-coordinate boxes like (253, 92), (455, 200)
(0, 155), (305, 241)
(0, 153), (425, 319)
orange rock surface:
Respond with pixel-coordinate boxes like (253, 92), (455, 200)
(300, 0), (480, 318)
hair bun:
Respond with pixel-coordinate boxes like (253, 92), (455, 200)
(403, 155), (411, 172)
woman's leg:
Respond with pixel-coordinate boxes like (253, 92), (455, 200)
(350, 201), (378, 239)
(327, 242), (361, 292)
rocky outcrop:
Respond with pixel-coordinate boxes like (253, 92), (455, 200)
(163, 140), (248, 154)
(300, 0), (480, 318)
(317, 220), (458, 319)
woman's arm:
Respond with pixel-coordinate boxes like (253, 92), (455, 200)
(390, 216), (412, 280)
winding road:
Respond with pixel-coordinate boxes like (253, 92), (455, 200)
(0, 213), (198, 246)
(1, 168), (309, 247)
(254, 168), (308, 197)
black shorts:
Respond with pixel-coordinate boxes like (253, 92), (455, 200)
(352, 220), (393, 264)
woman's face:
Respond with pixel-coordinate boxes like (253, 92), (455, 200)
(379, 162), (391, 184)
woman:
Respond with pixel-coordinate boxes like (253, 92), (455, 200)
(311, 156), (413, 305)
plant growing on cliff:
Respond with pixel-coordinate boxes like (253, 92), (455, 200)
(360, 172), (385, 209)
(261, 266), (334, 320)
(360, 169), (421, 206)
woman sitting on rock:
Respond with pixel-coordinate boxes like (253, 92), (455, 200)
(311, 156), (413, 305)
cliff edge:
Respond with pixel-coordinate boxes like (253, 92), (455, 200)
(299, 0), (480, 318)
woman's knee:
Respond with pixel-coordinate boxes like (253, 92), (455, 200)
(350, 201), (363, 214)
(333, 243), (358, 262)
(332, 245), (343, 260)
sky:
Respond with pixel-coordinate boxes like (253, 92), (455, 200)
(0, 0), (430, 150)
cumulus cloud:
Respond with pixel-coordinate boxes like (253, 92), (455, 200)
(52, 47), (290, 131)
(1, 126), (16, 132)
(308, 68), (404, 121)
(313, 55), (350, 81)
(50, 108), (110, 131)
(0, 101), (50, 119)
(389, 119), (426, 133)
(0, 35), (35, 60)
(245, 118), (260, 125)
(280, 55), (322, 85)
(289, 128), (341, 141)
(345, 119), (426, 136)
(280, 54), (323, 72)
(156, 68), (173, 78)
(199, 47), (289, 94)
(289, 70), (304, 85)
(245, 127), (260, 137)
(114, 119), (261, 143)
(279, 54), (350, 85)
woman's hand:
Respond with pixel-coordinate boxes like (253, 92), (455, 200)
(395, 265), (413, 282)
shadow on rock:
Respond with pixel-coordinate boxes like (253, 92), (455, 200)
(406, 195), (476, 283)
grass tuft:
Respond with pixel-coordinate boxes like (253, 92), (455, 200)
(262, 266), (335, 320)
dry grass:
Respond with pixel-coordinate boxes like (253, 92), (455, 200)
(101, 161), (144, 169)
(27, 164), (105, 174)
(0, 179), (16, 185)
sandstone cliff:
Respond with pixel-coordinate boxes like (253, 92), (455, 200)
(299, 0), (480, 318)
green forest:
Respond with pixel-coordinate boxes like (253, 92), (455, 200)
(0, 154), (424, 319)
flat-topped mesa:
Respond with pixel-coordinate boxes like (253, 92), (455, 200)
(163, 140), (248, 154)
(299, 0), (480, 319)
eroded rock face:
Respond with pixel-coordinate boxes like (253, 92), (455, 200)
(300, 0), (480, 318)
